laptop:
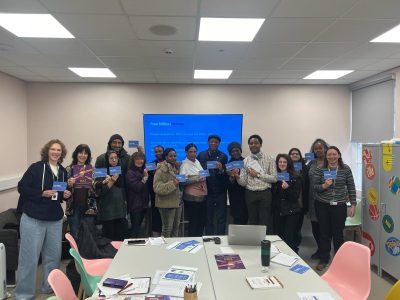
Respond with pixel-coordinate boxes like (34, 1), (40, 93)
(227, 224), (267, 246)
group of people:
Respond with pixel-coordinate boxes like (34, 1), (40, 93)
(14, 134), (357, 299)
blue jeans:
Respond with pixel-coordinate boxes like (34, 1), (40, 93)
(16, 213), (62, 300)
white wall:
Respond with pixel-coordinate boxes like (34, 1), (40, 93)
(26, 83), (351, 166)
(0, 72), (27, 212)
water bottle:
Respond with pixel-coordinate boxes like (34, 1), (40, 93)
(261, 240), (271, 268)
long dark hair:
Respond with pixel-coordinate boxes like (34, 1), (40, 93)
(71, 144), (92, 165)
(309, 138), (329, 155)
(276, 154), (297, 178)
(324, 146), (344, 169)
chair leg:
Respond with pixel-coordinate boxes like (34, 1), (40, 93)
(77, 282), (83, 299)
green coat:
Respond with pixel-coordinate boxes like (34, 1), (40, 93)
(95, 181), (127, 221)
(153, 161), (180, 208)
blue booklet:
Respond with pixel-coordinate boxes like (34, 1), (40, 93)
(175, 174), (186, 182)
(289, 264), (310, 274)
(277, 172), (290, 181)
(293, 162), (302, 171)
(128, 140), (139, 148)
(304, 152), (315, 160)
(206, 161), (218, 169)
(199, 169), (210, 177)
(323, 170), (337, 180)
(226, 160), (244, 171)
(52, 181), (67, 192)
(93, 168), (107, 177)
(109, 166), (122, 175)
(145, 162), (157, 171)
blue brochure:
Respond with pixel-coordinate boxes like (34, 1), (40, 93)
(93, 168), (107, 177)
(52, 181), (67, 192)
(226, 160), (244, 171)
(199, 169), (210, 177)
(128, 140), (139, 148)
(109, 166), (122, 175)
(175, 174), (186, 182)
(293, 162), (303, 171)
(145, 162), (157, 171)
(277, 172), (290, 181)
(324, 170), (337, 180)
(206, 161), (218, 169)
(289, 264), (310, 274)
(304, 152), (315, 160)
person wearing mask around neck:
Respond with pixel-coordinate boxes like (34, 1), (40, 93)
(272, 154), (302, 252)
(16, 139), (71, 300)
(153, 148), (182, 237)
(236, 134), (277, 234)
(147, 145), (164, 236)
(126, 151), (149, 238)
(180, 143), (208, 237)
(226, 142), (248, 225)
(313, 146), (356, 271)
(197, 134), (228, 235)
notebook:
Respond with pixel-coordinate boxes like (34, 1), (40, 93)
(227, 225), (266, 246)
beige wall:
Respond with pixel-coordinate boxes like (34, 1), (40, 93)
(26, 83), (351, 165)
(0, 72), (27, 211)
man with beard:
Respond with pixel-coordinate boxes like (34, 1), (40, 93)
(95, 134), (130, 173)
(197, 134), (228, 235)
(236, 134), (277, 234)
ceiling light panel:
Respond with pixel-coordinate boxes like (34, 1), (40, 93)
(68, 67), (116, 78)
(194, 69), (233, 79)
(304, 70), (353, 79)
(371, 24), (400, 43)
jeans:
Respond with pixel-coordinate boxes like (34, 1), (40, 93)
(16, 213), (62, 300)
(205, 193), (227, 235)
(158, 206), (182, 237)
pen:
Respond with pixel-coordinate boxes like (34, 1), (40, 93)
(117, 282), (133, 294)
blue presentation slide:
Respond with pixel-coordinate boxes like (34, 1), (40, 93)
(143, 114), (243, 161)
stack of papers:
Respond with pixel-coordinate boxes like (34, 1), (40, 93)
(271, 253), (298, 267)
(246, 275), (283, 289)
(297, 292), (334, 300)
(166, 240), (203, 254)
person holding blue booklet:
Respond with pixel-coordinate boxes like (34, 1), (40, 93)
(94, 150), (127, 241)
(180, 143), (208, 237)
(313, 146), (356, 271)
(16, 139), (71, 300)
(272, 154), (302, 252)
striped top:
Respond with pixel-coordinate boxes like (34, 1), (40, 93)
(313, 164), (356, 205)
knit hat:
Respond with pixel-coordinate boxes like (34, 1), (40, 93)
(228, 142), (242, 155)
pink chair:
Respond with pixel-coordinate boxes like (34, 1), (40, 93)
(111, 241), (123, 250)
(65, 233), (112, 276)
(322, 241), (371, 300)
(48, 269), (78, 300)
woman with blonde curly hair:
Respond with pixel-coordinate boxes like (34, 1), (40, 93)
(16, 139), (71, 300)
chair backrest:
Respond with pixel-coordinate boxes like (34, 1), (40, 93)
(69, 248), (102, 297)
(322, 241), (371, 299)
(385, 279), (400, 300)
(65, 233), (79, 254)
(345, 199), (362, 226)
(48, 269), (78, 300)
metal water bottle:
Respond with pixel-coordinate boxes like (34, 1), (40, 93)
(261, 240), (271, 267)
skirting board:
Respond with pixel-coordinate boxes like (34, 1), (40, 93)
(0, 176), (22, 192)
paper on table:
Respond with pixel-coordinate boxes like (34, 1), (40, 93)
(297, 292), (335, 300)
(271, 253), (298, 267)
(149, 237), (166, 245)
(271, 244), (280, 257)
(220, 246), (235, 254)
(188, 244), (203, 254)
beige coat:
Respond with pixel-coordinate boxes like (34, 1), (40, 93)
(153, 161), (180, 208)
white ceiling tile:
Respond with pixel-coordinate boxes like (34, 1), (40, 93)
(360, 59), (400, 71)
(300, 79), (350, 84)
(49, 77), (86, 82)
(323, 58), (378, 69)
(129, 16), (196, 40)
(83, 39), (142, 57)
(267, 70), (311, 79)
(341, 43), (400, 59)
(231, 70), (270, 79)
(262, 78), (299, 84)
(295, 42), (359, 59)
(344, 0), (400, 19)
(194, 55), (239, 69)
(0, 56), (15, 66)
(341, 70), (380, 80)
(255, 18), (334, 42)
(238, 58), (288, 70)
(113, 69), (156, 82)
(195, 42), (249, 68)
(154, 69), (193, 78)
(53, 55), (104, 67)
(24, 39), (93, 56)
(121, 0), (198, 17)
(316, 19), (399, 43)
(280, 58), (332, 70)
(24, 67), (76, 77)
(0, 29), (41, 54)
(246, 42), (305, 59)
(99, 56), (149, 69)
(55, 14), (136, 40)
(272, 0), (358, 18)
(200, 0), (280, 18)
(0, 0), (48, 13)
(147, 57), (193, 69)
(83, 77), (120, 82)
(0, 66), (36, 77)
(1, 53), (63, 67)
(157, 76), (192, 83)
(138, 41), (195, 57)
(227, 78), (263, 84)
(41, 0), (124, 14)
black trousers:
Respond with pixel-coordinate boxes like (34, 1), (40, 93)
(130, 210), (146, 238)
(102, 218), (127, 241)
(311, 220), (321, 254)
(185, 200), (206, 237)
(315, 201), (347, 263)
(205, 193), (227, 235)
(275, 213), (301, 252)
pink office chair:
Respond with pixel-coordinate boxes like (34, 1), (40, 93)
(322, 241), (371, 300)
(111, 241), (123, 249)
(65, 233), (112, 276)
(48, 269), (78, 300)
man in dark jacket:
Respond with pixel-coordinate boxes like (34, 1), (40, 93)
(197, 134), (228, 235)
(95, 134), (130, 174)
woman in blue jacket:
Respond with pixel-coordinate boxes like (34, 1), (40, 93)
(15, 139), (71, 300)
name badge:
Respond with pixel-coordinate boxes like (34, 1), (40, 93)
(109, 166), (122, 175)
(226, 160), (244, 171)
(277, 172), (290, 181)
(52, 181), (67, 192)
(324, 170), (337, 180)
(199, 169), (210, 177)
(175, 174), (186, 183)
(128, 140), (139, 148)
(293, 162), (303, 171)
(93, 168), (107, 177)
(330, 201), (338, 206)
(145, 162), (157, 171)
(206, 161), (218, 169)
(304, 152), (315, 160)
